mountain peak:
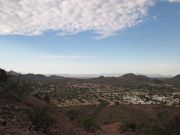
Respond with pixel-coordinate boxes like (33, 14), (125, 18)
(8, 70), (19, 76)
(120, 73), (149, 81)
(121, 73), (136, 78)
(174, 74), (180, 79)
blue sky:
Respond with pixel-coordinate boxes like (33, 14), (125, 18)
(0, 0), (180, 75)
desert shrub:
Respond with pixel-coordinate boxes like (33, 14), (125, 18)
(28, 106), (54, 133)
(44, 94), (51, 103)
(81, 102), (107, 132)
(126, 122), (136, 132)
(162, 114), (180, 135)
(97, 100), (108, 109)
(115, 101), (120, 105)
(138, 121), (163, 135)
(82, 117), (100, 132)
(6, 78), (31, 100)
(121, 112), (180, 135)
(121, 121), (137, 132)
(67, 110), (79, 121)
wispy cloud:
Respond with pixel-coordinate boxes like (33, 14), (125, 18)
(162, 0), (180, 3)
(42, 55), (96, 59)
(169, 0), (180, 3)
(0, 0), (154, 38)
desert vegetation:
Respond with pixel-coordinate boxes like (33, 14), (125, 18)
(0, 69), (180, 135)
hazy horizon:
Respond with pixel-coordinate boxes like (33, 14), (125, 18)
(6, 69), (175, 78)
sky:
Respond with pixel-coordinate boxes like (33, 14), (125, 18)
(0, 0), (180, 75)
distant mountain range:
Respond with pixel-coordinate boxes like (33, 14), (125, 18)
(50, 73), (173, 79)
(7, 70), (173, 78)
(5, 70), (180, 86)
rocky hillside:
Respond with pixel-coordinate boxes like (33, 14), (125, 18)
(0, 69), (89, 135)
(165, 74), (180, 86)
(0, 68), (180, 135)
(0, 68), (7, 82)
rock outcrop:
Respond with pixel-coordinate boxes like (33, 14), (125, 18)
(0, 68), (7, 82)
